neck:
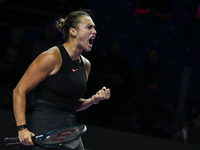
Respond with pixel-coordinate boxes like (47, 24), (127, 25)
(63, 43), (82, 61)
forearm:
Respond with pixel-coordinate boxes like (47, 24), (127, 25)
(76, 86), (110, 112)
(13, 89), (27, 126)
(76, 96), (98, 112)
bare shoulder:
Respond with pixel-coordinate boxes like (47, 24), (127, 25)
(40, 46), (60, 61)
(81, 55), (91, 68)
(36, 46), (61, 65)
(14, 46), (61, 93)
(81, 55), (91, 81)
(31, 46), (61, 75)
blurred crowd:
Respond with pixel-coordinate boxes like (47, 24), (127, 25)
(0, 0), (200, 145)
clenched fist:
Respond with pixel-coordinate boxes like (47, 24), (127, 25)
(92, 86), (111, 103)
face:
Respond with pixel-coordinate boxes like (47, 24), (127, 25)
(75, 16), (97, 52)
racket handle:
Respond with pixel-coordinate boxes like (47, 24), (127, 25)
(4, 137), (21, 145)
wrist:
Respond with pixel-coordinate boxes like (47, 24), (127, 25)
(17, 124), (27, 131)
(91, 96), (99, 104)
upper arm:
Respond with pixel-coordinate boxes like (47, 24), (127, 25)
(81, 56), (91, 81)
(14, 47), (61, 94)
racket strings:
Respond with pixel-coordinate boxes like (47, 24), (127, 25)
(41, 127), (83, 144)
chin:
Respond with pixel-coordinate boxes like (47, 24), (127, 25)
(84, 48), (92, 52)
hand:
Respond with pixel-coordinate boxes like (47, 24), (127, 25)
(18, 129), (35, 146)
(93, 86), (111, 102)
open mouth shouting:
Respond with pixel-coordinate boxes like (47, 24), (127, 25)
(89, 36), (95, 48)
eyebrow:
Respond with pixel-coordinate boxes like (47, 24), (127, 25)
(87, 24), (96, 28)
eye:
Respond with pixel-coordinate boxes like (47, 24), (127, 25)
(87, 25), (95, 29)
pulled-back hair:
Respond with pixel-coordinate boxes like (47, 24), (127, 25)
(55, 9), (95, 41)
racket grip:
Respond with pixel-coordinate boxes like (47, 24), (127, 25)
(4, 137), (21, 145)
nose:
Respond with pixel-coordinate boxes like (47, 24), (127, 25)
(93, 28), (97, 34)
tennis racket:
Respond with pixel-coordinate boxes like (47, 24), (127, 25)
(4, 124), (87, 148)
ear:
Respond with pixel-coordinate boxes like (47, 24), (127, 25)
(69, 28), (77, 37)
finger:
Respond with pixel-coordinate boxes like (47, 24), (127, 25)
(21, 136), (34, 146)
(25, 139), (33, 146)
(20, 136), (27, 145)
(25, 138), (31, 146)
(20, 138), (24, 145)
(21, 138), (29, 146)
(29, 133), (35, 146)
(31, 133), (35, 137)
(28, 137), (34, 146)
(106, 89), (111, 99)
(29, 141), (34, 146)
(100, 90), (107, 98)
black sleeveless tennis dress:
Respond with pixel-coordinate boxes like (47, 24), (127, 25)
(17, 45), (87, 150)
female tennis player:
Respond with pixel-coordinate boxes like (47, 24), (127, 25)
(13, 9), (111, 150)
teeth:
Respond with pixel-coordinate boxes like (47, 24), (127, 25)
(90, 36), (95, 40)
(89, 36), (95, 45)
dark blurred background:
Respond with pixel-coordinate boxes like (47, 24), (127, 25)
(0, 0), (200, 149)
